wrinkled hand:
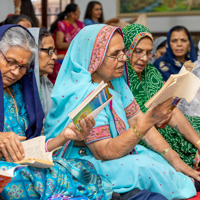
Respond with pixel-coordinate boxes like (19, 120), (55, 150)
(170, 154), (200, 182)
(146, 97), (173, 127)
(62, 116), (95, 141)
(0, 177), (11, 193)
(0, 132), (26, 162)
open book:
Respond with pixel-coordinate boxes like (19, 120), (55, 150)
(0, 165), (26, 181)
(15, 136), (60, 168)
(145, 61), (200, 109)
(68, 81), (113, 131)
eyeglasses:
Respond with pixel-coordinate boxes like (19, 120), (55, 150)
(132, 50), (156, 59)
(105, 53), (126, 62)
(40, 48), (57, 57)
(0, 50), (32, 74)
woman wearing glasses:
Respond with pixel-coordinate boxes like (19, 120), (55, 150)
(0, 25), (114, 200)
(28, 28), (57, 117)
(122, 23), (200, 168)
(45, 24), (200, 199)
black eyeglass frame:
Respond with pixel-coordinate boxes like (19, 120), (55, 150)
(39, 48), (57, 57)
(0, 50), (32, 74)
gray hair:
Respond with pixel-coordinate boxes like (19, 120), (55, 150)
(0, 26), (36, 63)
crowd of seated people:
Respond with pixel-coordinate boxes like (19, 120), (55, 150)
(1, 0), (200, 200)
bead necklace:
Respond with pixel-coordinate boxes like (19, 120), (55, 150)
(5, 87), (19, 122)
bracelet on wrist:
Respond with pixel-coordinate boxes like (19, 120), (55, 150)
(15, 7), (21, 12)
(194, 139), (200, 148)
(132, 124), (145, 139)
(161, 147), (172, 156)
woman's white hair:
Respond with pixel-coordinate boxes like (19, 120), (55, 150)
(0, 26), (36, 63)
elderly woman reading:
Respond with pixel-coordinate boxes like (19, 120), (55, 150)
(45, 24), (200, 199)
(0, 25), (114, 200)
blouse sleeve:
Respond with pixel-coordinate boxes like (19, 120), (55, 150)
(124, 98), (140, 119)
(57, 21), (66, 33)
(85, 109), (111, 145)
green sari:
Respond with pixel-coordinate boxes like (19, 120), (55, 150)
(128, 62), (200, 167)
(123, 24), (200, 167)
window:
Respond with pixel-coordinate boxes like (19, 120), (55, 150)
(32, 0), (70, 29)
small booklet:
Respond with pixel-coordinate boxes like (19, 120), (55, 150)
(145, 61), (200, 109)
(0, 165), (26, 181)
(68, 81), (114, 131)
(15, 136), (60, 168)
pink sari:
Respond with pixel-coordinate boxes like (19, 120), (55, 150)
(53, 20), (84, 55)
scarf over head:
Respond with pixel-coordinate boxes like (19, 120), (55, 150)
(0, 25), (44, 139)
(44, 24), (130, 158)
(149, 36), (167, 64)
(28, 28), (53, 117)
(153, 26), (197, 81)
(122, 24), (159, 113)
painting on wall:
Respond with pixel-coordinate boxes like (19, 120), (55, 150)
(117, 0), (200, 17)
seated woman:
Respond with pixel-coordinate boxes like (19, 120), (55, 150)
(44, 24), (200, 200)
(50, 3), (84, 59)
(83, 1), (120, 26)
(28, 28), (56, 117)
(122, 24), (200, 168)
(153, 25), (197, 81)
(0, 24), (113, 200)
(149, 36), (167, 64)
(177, 41), (200, 117)
(3, 14), (33, 28)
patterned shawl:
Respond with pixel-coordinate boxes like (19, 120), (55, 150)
(0, 25), (44, 139)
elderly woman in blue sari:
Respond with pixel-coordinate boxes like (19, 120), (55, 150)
(0, 24), (114, 200)
(154, 25), (197, 81)
(44, 24), (200, 199)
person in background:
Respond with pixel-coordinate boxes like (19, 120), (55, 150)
(153, 25), (197, 81)
(83, 1), (120, 26)
(3, 14), (32, 28)
(29, 28), (56, 117)
(50, 3), (84, 59)
(177, 41), (200, 117)
(149, 36), (167, 64)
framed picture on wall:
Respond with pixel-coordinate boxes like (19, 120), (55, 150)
(117, 0), (200, 17)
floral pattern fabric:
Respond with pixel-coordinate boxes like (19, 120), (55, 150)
(1, 83), (112, 200)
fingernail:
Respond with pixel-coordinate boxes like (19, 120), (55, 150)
(22, 154), (25, 157)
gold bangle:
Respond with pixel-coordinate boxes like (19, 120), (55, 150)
(132, 124), (145, 139)
(194, 140), (200, 148)
(161, 147), (172, 156)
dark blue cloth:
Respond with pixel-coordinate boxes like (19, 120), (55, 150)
(128, 189), (167, 200)
(0, 24), (44, 139)
(153, 27), (197, 81)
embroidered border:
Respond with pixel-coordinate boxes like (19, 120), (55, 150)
(127, 32), (153, 61)
(125, 99), (140, 119)
(85, 125), (111, 144)
(88, 25), (118, 74)
(111, 108), (126, 135)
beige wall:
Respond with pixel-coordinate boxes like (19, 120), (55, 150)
(75, 0), (200, 33)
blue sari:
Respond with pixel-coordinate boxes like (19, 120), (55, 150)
(0, 25), (112, 200)
(153, 27), (197, 81)
(44, 24), (196, 199)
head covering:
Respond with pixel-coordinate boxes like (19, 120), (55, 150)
(44, 24), (129, 158)
(149, 36), (167, 64)
(123, 24), (153, 61)
(28, 28), (53, 117)
(0, 25), (44, 139)
(153, 27), (197, 81)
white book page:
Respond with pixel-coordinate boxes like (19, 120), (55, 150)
(21, 136), (48, 161)
(175, 72), (200, 103)
(0, 165), (26, 178)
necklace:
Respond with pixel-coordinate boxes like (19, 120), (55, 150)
(5, 87), (19, 122)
